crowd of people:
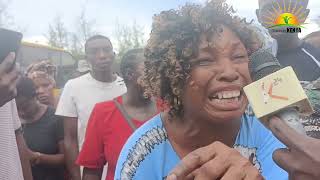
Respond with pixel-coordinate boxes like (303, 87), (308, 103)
(0, 0), (320, 180)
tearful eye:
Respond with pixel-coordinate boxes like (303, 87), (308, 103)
(235, 55), (246, 59)
(232, 54), (248, 62)
(197, 59), (215, 66)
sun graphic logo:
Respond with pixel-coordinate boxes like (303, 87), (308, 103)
(262, 0), (308, 33)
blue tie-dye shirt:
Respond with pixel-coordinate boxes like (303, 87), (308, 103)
(115, 114), (288, 180)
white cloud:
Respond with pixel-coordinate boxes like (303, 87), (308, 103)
(23, 35), (49, 45)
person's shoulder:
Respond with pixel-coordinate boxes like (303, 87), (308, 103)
(303, 42), (320, 56)
(88, 97), (127, 127)
(117, 114), (164, 157)
(46, 106), (56, 116)
(241, 114), (285, 148)
(0, 100), (14, 117)
(241, 114), (267, 132)
(0, 100), (12, 110)
(65, 73), (91, 88)
(115, 114), (166, 179)
(42, 107), (59, 122)
(238, 114), (274, 145)
(93, 98), (119, 114)
(124, 114), (163, 143)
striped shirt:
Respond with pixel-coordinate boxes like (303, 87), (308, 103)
(0, 100), (24, 180)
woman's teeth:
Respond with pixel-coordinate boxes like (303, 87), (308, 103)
(209, 90), (241, 100)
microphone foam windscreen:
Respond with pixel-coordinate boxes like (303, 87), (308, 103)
(249, 49), (282, 81)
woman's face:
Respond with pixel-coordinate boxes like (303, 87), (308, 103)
(182, 25), (251, 124)
(33, 77), (55, 105)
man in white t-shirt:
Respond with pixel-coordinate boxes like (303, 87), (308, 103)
(55, 35), (126, 180)
(0, 53), (33, 180)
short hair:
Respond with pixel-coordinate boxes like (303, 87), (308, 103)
(84, 35), (112, 53)
(143, 1), (258, 117)
(120, 48), (145, 83)
(16, 77), (37, 99)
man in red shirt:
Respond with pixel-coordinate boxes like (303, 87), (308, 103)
(77, 48), (160, 180)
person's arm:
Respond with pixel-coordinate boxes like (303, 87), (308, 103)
(77, 104), (107, 180)
(82, 168), (103, 180)
(268, 116), (320, 180)
(16, 130), (33, 180)
(55, 80), (80, 179)
(31, 140), (64, 166)
(64, 117), (81, 180)
(11, 100), (33, 180)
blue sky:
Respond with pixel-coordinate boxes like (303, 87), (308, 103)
(7, 0), (320, 47)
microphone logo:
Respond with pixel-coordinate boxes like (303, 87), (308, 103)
(261, 77), (289, 104)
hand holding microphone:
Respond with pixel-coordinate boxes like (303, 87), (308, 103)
(244, 49), (312, 135)
(244, 49), (320, 179)
(269, 116), (320, 180)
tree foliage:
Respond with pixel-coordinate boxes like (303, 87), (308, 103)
(114, 21), (145, 61)
(47, 7), (97, 59)
(47, 11), (145, 62)
(0, 0), (15, 29)
(47, 16), (69, 49)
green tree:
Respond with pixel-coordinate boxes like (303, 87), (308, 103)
(69, 33), (84, 59)
(47, 16), (69, 49)
(46, 7), (97, 59)
(113, 20), (145, 61)
(69, 7), (97, 59)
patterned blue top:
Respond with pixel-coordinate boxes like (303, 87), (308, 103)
(115, 114), (288, 180)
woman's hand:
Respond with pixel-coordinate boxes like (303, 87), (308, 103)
(27, 149), (41, 166)
(167, 141), (263, 180)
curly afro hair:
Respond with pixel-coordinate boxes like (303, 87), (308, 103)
(143, 0), (260, 118)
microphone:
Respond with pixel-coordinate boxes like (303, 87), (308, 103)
(243, 49), (313, 135)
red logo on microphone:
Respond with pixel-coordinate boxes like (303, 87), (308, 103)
(261, 80), (289, 104)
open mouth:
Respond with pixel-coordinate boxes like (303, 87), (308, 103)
(38, 96), (49, 102)
(209, 90), (241, 101)
(207, 90), (244, 110)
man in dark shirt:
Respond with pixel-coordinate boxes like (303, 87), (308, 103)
(256, 0), (320, 82)
(256, 0), (320, 140)
(16, 77), (65, 180)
